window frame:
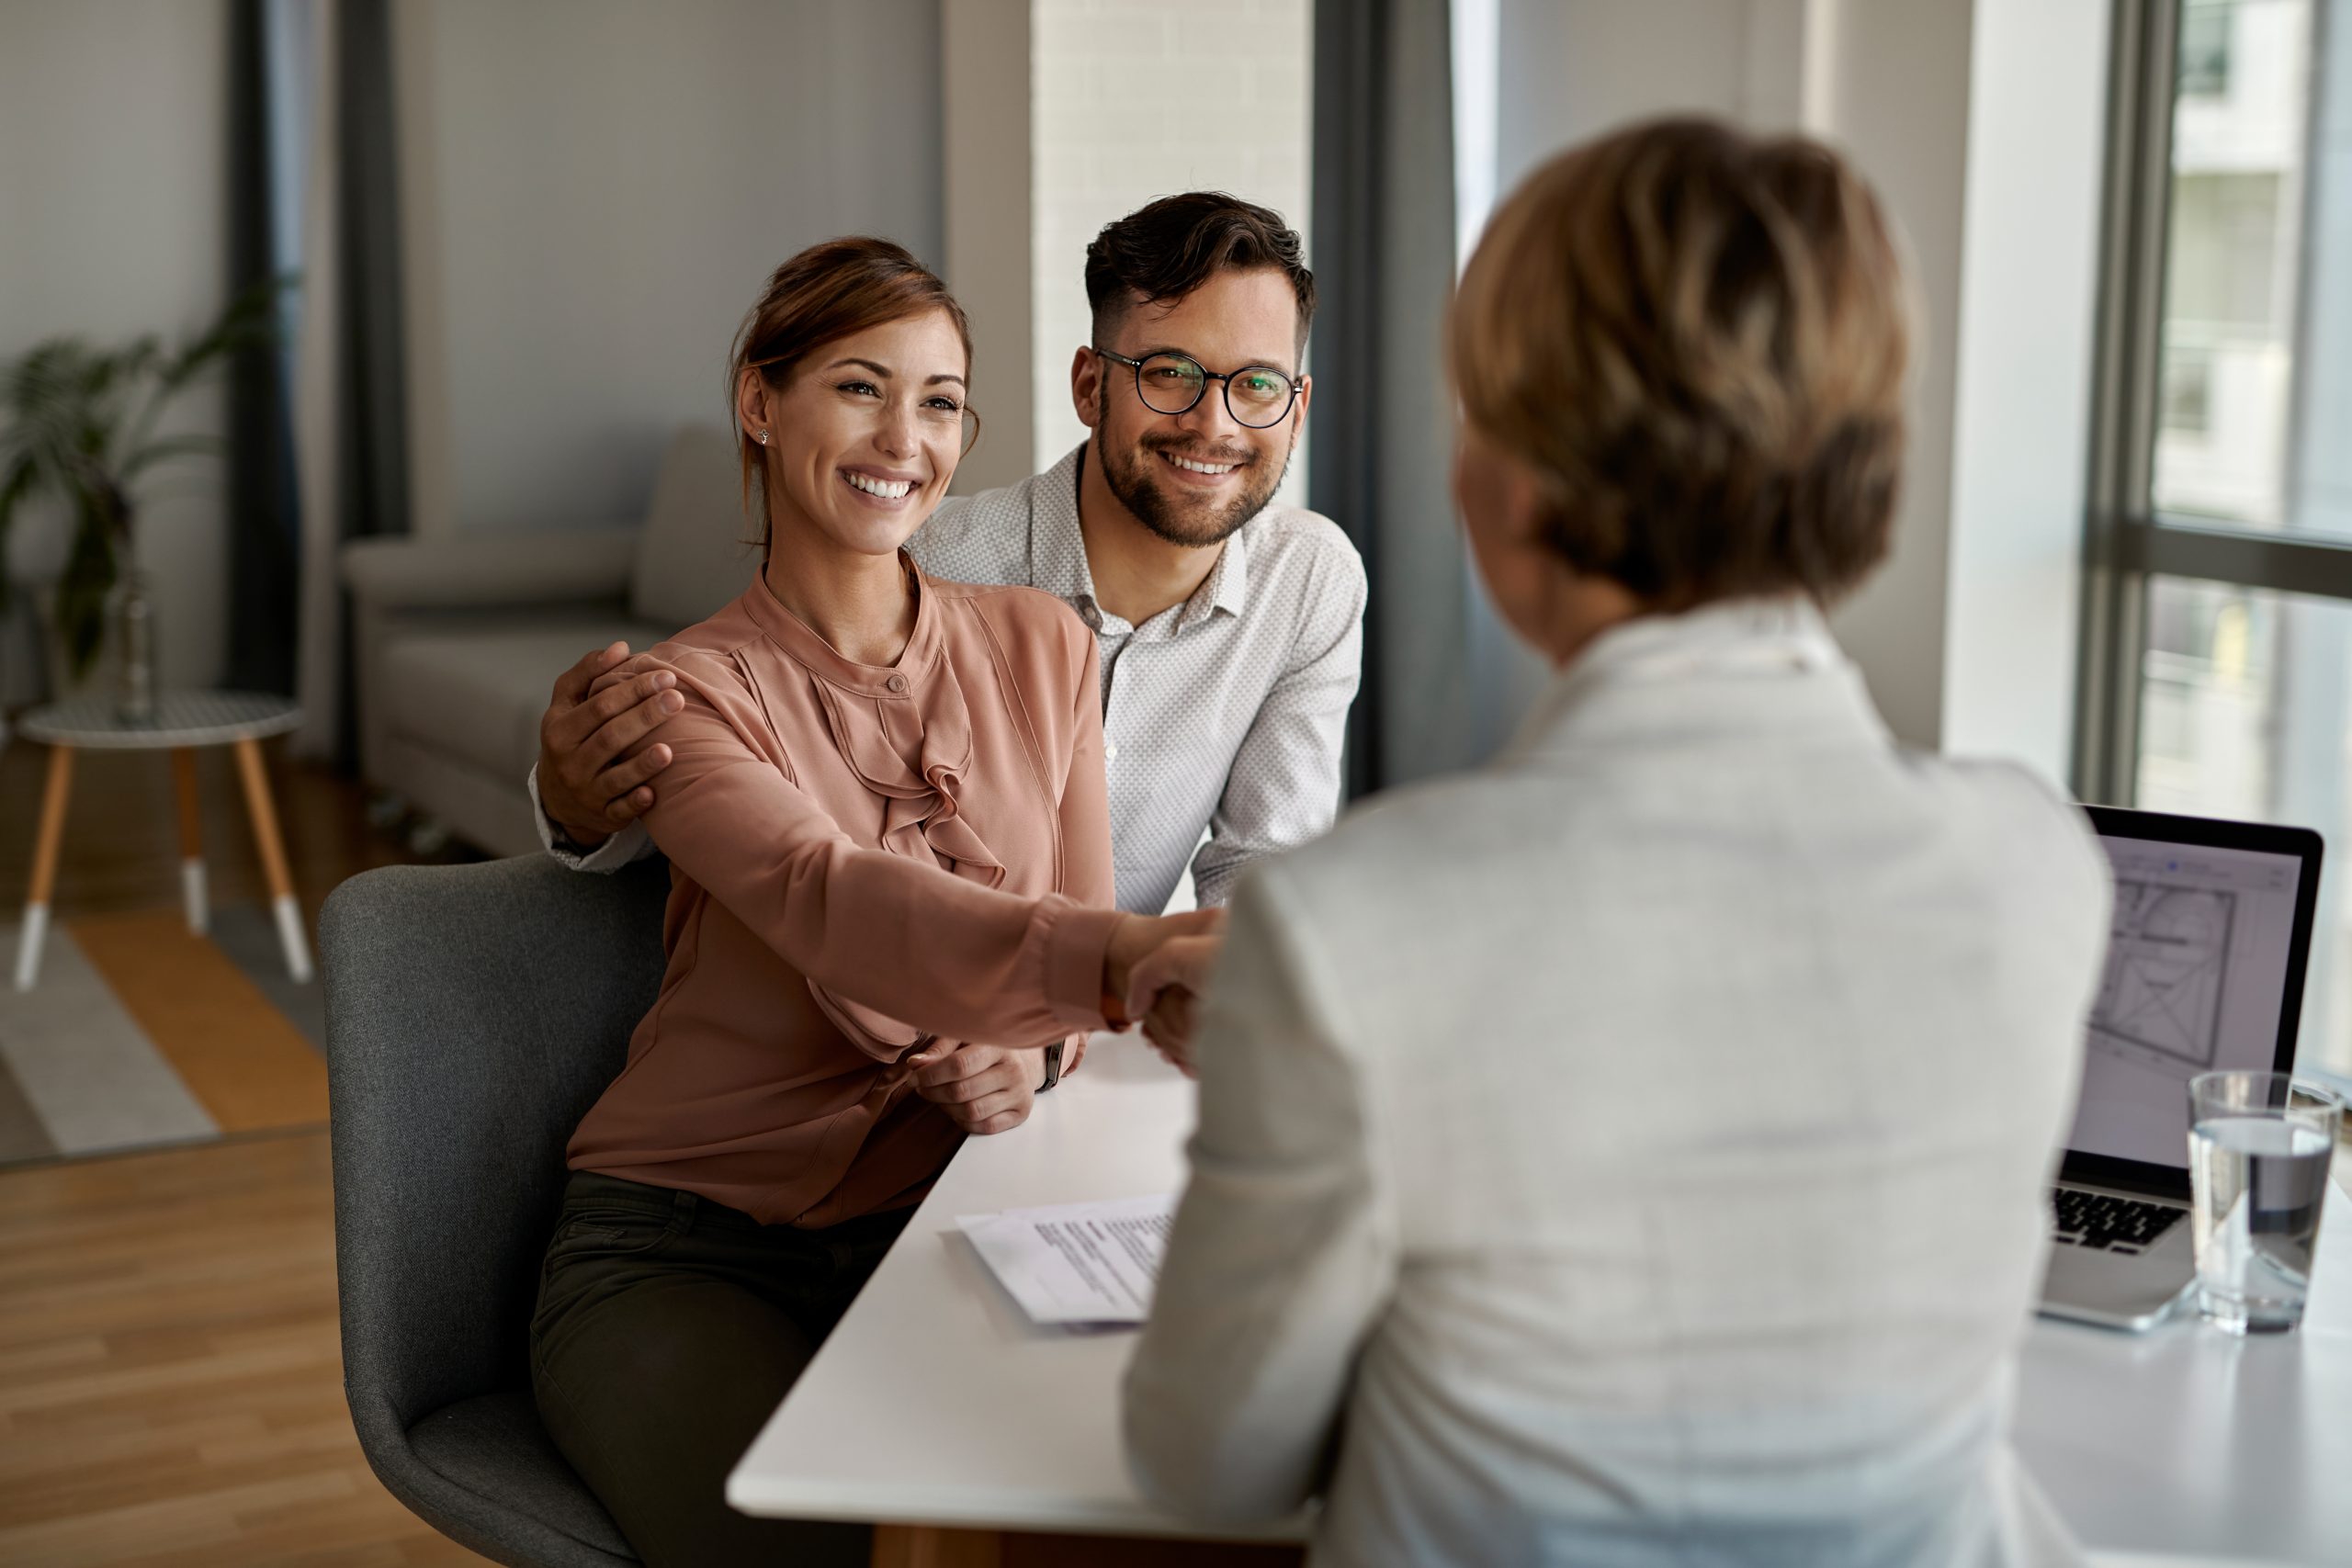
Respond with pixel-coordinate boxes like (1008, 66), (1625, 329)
(2075, 0), (2350, 807)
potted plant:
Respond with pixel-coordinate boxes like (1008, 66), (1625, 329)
(0, 283), (281, 721)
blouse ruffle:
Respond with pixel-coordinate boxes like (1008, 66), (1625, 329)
(750, 558), (1011, 1058)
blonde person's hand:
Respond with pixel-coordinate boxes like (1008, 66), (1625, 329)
(907, 1042), (1044, 1135)
(1101, 908), (1226, 1029)
(1125, 931), (1224, 1021)
(1103, 912), (1226, 1073)
(1141, 986), (1200, 1077)
(1130, 937), (1222, 1073)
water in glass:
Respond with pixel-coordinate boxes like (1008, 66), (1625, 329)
(2188, 1112), (2333, 1333)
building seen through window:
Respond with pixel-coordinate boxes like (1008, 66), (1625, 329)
(2126, 0), (2352, 1074)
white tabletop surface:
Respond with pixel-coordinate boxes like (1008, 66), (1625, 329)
(2011, 1176), (2352, 1566)
(731, 1038), (2352, 1565)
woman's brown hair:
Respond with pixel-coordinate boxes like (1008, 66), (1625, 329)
(730, 237), (975, 550)
(1450, 117), (1912, 607)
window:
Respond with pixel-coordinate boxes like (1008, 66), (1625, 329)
(2159, 347), (2213, 434)
(2179, 0), (2237, 95)
(2080, 0), (2352, 1077)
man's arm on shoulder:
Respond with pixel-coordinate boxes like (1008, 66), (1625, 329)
(530, 642), (681, 873)
(528, 762), (657, 872)
(1189, 531), (1368, 907)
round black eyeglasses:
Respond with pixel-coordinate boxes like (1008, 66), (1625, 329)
(1092, 347), (1301, 429)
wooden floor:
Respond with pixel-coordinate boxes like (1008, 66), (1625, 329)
(0, 1129), (488, 1566)
(0, 744), (491, 1565)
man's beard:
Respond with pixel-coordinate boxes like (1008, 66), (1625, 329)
(1097, 424), (1293, 548)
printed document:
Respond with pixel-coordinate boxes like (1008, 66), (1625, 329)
(956, 1193), (1176, 1325)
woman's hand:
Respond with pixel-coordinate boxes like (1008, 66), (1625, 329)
(907, 1043), (1044, 1135)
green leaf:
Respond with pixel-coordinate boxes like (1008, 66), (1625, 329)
(0, 278), (294, 671)
(0, 454), (39, 608)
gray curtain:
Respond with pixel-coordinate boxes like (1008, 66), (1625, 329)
(331, 0), (412, 764)
(225, 0), (309, 695)
(1311, 0), (1532, 795)
(222, 0), (407, 758)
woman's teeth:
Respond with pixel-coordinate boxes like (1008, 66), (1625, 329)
(1164, 454), (1239, 476)
(846, 472), (914, 500)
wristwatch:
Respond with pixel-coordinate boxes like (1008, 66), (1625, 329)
(1039, 1042), (1064, 1093)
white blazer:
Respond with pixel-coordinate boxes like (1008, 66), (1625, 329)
(1123, 598), (2110, 1568)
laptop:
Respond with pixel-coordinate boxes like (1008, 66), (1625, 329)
(2039, 806), (2324, 1330)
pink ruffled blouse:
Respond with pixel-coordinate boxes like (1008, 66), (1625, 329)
(564, 558), (1120, 1226)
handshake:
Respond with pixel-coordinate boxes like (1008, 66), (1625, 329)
(904, 906), (1223, 1137)
(1102, 907), (1227, 1075)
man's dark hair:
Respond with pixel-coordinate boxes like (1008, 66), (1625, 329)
(1084, 192), (1316, 362)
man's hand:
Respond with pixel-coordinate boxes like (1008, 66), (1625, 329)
(537, 643), (684, 847)
(908, 1043), (1044, 1135)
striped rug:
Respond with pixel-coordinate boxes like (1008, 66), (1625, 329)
(0, 906), (325, 1165)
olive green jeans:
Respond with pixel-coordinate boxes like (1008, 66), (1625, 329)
(530, 1170), (912, 1567)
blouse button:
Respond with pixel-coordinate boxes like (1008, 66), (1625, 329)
(887, 673), (908, 694)
(1104, 742), (1119, 762)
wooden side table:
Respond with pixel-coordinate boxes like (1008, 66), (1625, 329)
(12, 692), (309, 991)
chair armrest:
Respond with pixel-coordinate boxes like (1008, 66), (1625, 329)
(341, 526), (639, 611)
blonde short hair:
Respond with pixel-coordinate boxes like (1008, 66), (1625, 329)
(1450, 117), (1911, 607)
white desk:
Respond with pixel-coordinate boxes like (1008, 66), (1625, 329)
(732, 1039), (2352, 1565)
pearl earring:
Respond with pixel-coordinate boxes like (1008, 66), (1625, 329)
(757, 430), (770, 446)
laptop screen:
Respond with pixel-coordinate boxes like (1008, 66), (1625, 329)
(2065, 829), (2310, 1170)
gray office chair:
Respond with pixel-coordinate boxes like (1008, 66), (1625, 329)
(322, 853), (672, 1568)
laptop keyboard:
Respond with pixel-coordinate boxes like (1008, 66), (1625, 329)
(2050, 1189), (2187, 1255)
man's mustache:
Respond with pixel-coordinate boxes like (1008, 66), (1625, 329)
(1139, 437), (1257, 468)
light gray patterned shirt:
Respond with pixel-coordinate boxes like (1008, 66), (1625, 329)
(532, 444), (1366, 914)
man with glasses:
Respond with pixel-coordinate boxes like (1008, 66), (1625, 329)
(532, 193), (1366, 934)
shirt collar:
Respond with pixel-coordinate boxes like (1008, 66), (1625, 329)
(1501, 594), (1879, 762)
(735, 550), (945, 699)
(1569, 594), (1846, 685)
(1180, 517), (1250, 630)
(1027, 445), (1097, 610)
(1030, 442), (1251, 637)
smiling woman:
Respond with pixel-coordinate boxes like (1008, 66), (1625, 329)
(729, 238), (976, 553)
(524, 236), (1221, 1565)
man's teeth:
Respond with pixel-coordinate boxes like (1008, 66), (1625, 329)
(1165, 454), (1239, 475)
(846, 472), (914, 500)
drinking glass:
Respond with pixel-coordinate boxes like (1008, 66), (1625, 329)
(2187, 1071), (2341, 1334)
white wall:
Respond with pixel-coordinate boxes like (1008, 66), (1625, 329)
(393, 0), (944, 537)
(1939, 0), (2111, 775)
(1498, 0), (1754, 188)
(942, 0), (1035, 496)
(1805, 0), (1979, 758)
(0, 0), (232, 694)
(1029, 0), (1312, 494)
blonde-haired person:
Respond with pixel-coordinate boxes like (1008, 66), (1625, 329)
(1122, 119), (2108, 1566)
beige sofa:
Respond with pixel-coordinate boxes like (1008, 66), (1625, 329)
(343, 424), (754, 857)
